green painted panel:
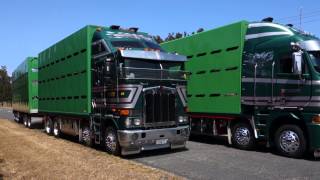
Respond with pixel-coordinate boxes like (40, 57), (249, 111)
(38, 26), (98, 115)
(12, 57), (38, 113)
(162, 21), (248, 114)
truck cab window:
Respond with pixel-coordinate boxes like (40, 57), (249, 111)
(309, 51), (320, 73)
(279, 53), (308, 74)
(92, 40), (109, 56)
(279, 55), (293, 73)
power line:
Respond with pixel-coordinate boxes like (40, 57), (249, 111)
(277, 9), (320, 21)
(303, 18), (320, 24)
(278, 13), (320, 24)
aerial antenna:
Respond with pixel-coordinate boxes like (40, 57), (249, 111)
(299, 7), (303, 29)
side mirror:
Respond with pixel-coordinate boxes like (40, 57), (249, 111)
(292, 51), (303, 75)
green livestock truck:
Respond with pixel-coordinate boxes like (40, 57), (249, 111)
(34, 25), (189, 155)
(12, 57), (42, 128)
(162, 18), (320, 158)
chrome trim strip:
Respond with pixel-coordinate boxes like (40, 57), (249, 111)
(242, 77), (312, 85)
(177, 85), (187, 107)
(143, 86), (160, 92)
(245, 32), (293, 40)
(121, 77), (186, 81)
(248, 23), (293, 33)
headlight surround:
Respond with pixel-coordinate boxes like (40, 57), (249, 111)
(124, 117), (142, 127)
(178, 116), (188, 123)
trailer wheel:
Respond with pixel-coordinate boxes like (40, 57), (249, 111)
(53, 120), (61, 137)
(44, 118), (53, 135)
(23, 115), (28, 127)
(104, 126), (120, 156)
(81, 126), (93, 147)
(27, 117), (32, 129)
(231, 122), (255, 150)
(274, 124), (306, 158)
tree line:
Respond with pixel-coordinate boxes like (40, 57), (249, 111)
(153, 28), (204, 44)
(0, 66), (12, 103)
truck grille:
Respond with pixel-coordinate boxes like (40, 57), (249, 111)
(145, 93), (176, 125)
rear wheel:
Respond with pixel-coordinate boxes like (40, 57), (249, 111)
(27, 117), (32, 129)
(44, 117), (53, 135)
(104, 126), (120, 155)
(53, 120), (61, 137)
(23, 115), (28, 127)
(231, 122), (255, 150)
(274, 124), (306, 158)
(80, 126), (93, 147)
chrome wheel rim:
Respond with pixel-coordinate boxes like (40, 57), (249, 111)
(23, 117), (27, 126)
(279, 130), (300, 153)
(53, 121), (59, 136)
(234, 127), (251, 146)
(105, 131), (117, 152)
(82, 127), (91, 144)
(27, 119), (31, 127)
(45, 120), (51, 134)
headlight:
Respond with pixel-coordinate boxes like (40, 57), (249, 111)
(178, 116), (188, 123)
(133, 118), (141, 126)
(125, 118), (131, 127)
(124, 117), (142, 127)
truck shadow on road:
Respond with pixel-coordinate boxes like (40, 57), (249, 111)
(33, 126), (319, 161)
(126, 148), (188, 159)
(188, 134), (318, 161)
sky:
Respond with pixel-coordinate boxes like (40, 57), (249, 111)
(1, 0), (320, 75)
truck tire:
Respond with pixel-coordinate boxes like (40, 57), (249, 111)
(23, 115), (28, 127)
(44, 118), (53, 135)
(27, 117), (32, 129)
(104, 126), (120, 156)
(274, 124), (306, 158)
(53, 120), (61, 138)
(231, 122), (255, 150)
(80, 126), (93, 147)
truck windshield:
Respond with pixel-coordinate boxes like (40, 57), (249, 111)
(111, 40), (164, 51)
(308, 51), (320, 72)
(119, 59), (185, 81)
(111, 41), (145, 49)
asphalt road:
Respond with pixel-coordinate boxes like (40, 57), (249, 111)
(1, 109), (320, 180)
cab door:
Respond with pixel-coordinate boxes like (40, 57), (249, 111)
(275, 52), (311, 107)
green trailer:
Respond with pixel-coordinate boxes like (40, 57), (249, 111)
(37, 25), (189, 155)
(12, 57), (42, 127)
(162, 18), (320, 158)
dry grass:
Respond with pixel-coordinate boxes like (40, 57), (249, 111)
(0, 119), (184, 180)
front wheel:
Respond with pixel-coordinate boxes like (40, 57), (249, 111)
(104, 126), (121, 156)
(231, 122), (255, 150)
(274, 125), (307, 158)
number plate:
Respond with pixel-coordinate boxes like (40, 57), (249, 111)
(156, 139), (168, 145)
